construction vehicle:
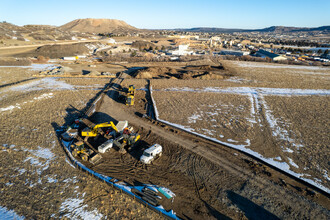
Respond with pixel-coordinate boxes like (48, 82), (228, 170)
(70, 135), (102, 163)
(140, 144), (163, 164)
(98, 139), (114, 153)
(128, 85), (136, 95)
(81, 120), (118, 139)
(113, 127), (140, 154)
(126, 85), (135, 106)
(71, 141), (93, 161)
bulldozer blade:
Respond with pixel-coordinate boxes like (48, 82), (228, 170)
(89, 154), (102, 164)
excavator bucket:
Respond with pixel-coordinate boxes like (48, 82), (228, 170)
(89, 153), (102, 164)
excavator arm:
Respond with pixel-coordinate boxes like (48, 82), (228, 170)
(81, 121), (118, 137)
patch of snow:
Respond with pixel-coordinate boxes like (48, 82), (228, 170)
(225, 77), (251, 83)
(0, 104), (21, 112)
(0, 93), (54, 113)
(24, 157), (43, 166)
(187, 114), (202, 123)
(47, 177), (58, 183)
(9, 78), (74, 92)
(227, 139), (239, 143)
(219, 134), (224, 138)
(0, 206), (24, 220)
(201, 128), (215, 136)
(235, 61), (329, 70)
(65, 158), (76, 168)
(31, 146), (54, 160)
(60, 198), (103, 220)
(282, 147), (294, 153)
(274, 156), (282, 161)
(206, 111), (218, 116)
(323, 170), (330, 181)
(288, 158), (299, 168)
(161, 87), (330, 96)
(18, 168), (26, 175)
(260, 94), (303, 149)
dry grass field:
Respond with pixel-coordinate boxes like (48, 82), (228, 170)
(0, 67), (160, 219)
(151, 61), (330, 192)
(0, 60), (329, 219)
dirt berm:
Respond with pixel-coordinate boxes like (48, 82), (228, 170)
(16, 43), (91, 58)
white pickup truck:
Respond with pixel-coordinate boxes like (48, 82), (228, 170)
(140, 144), (162, 164)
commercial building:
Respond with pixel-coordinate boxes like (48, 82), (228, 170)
(256, 49), (287, 61)
(219, 50), (250, 56)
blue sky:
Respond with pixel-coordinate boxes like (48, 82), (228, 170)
(0, 0), (329, 29)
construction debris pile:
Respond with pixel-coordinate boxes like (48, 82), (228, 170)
(39, 66), (73, 75)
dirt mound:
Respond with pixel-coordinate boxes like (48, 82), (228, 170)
(59, 18), (138, 33)
(135, 67), (177, 79)
(184, 65), (224, 71)
(132, 41), (156, 50)
(16, 43), (92, 59)
(134, 66), (225, 80)
(0, 57), (31, 66)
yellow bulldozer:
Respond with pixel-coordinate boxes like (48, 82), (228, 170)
(70, 136), (102, 164)
(71, 141), (92, 161)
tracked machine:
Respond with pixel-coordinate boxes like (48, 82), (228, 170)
(113, 126), (140, 154)
(126, 85), (135, 106)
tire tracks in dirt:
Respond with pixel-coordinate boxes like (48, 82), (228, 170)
(97, 80), (329, 216)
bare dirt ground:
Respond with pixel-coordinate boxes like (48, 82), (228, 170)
(0, 60), (329, 219)
(86, 77), (330, 219)
(0, 67), (36, 87)
(0, 67), (160, 219)
(149, 60), (330, 193)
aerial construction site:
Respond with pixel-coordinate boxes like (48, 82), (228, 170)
(0, 16), (329, 220)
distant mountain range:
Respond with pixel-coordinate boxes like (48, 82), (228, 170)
(1, 18), (329, 36)
(172, 26), (330, 33)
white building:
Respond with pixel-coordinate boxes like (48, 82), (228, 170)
(107, 38), (116, 44)
(172, 44), (194, 56)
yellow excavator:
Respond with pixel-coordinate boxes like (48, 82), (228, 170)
(126, 85), (135, 106)
(81, 119), (118, 139)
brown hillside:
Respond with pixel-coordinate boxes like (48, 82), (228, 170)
(59, 18), (138, 33)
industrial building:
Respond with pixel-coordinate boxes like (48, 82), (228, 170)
(219, 50), (250, 56)
(256, 49), (287, 61)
